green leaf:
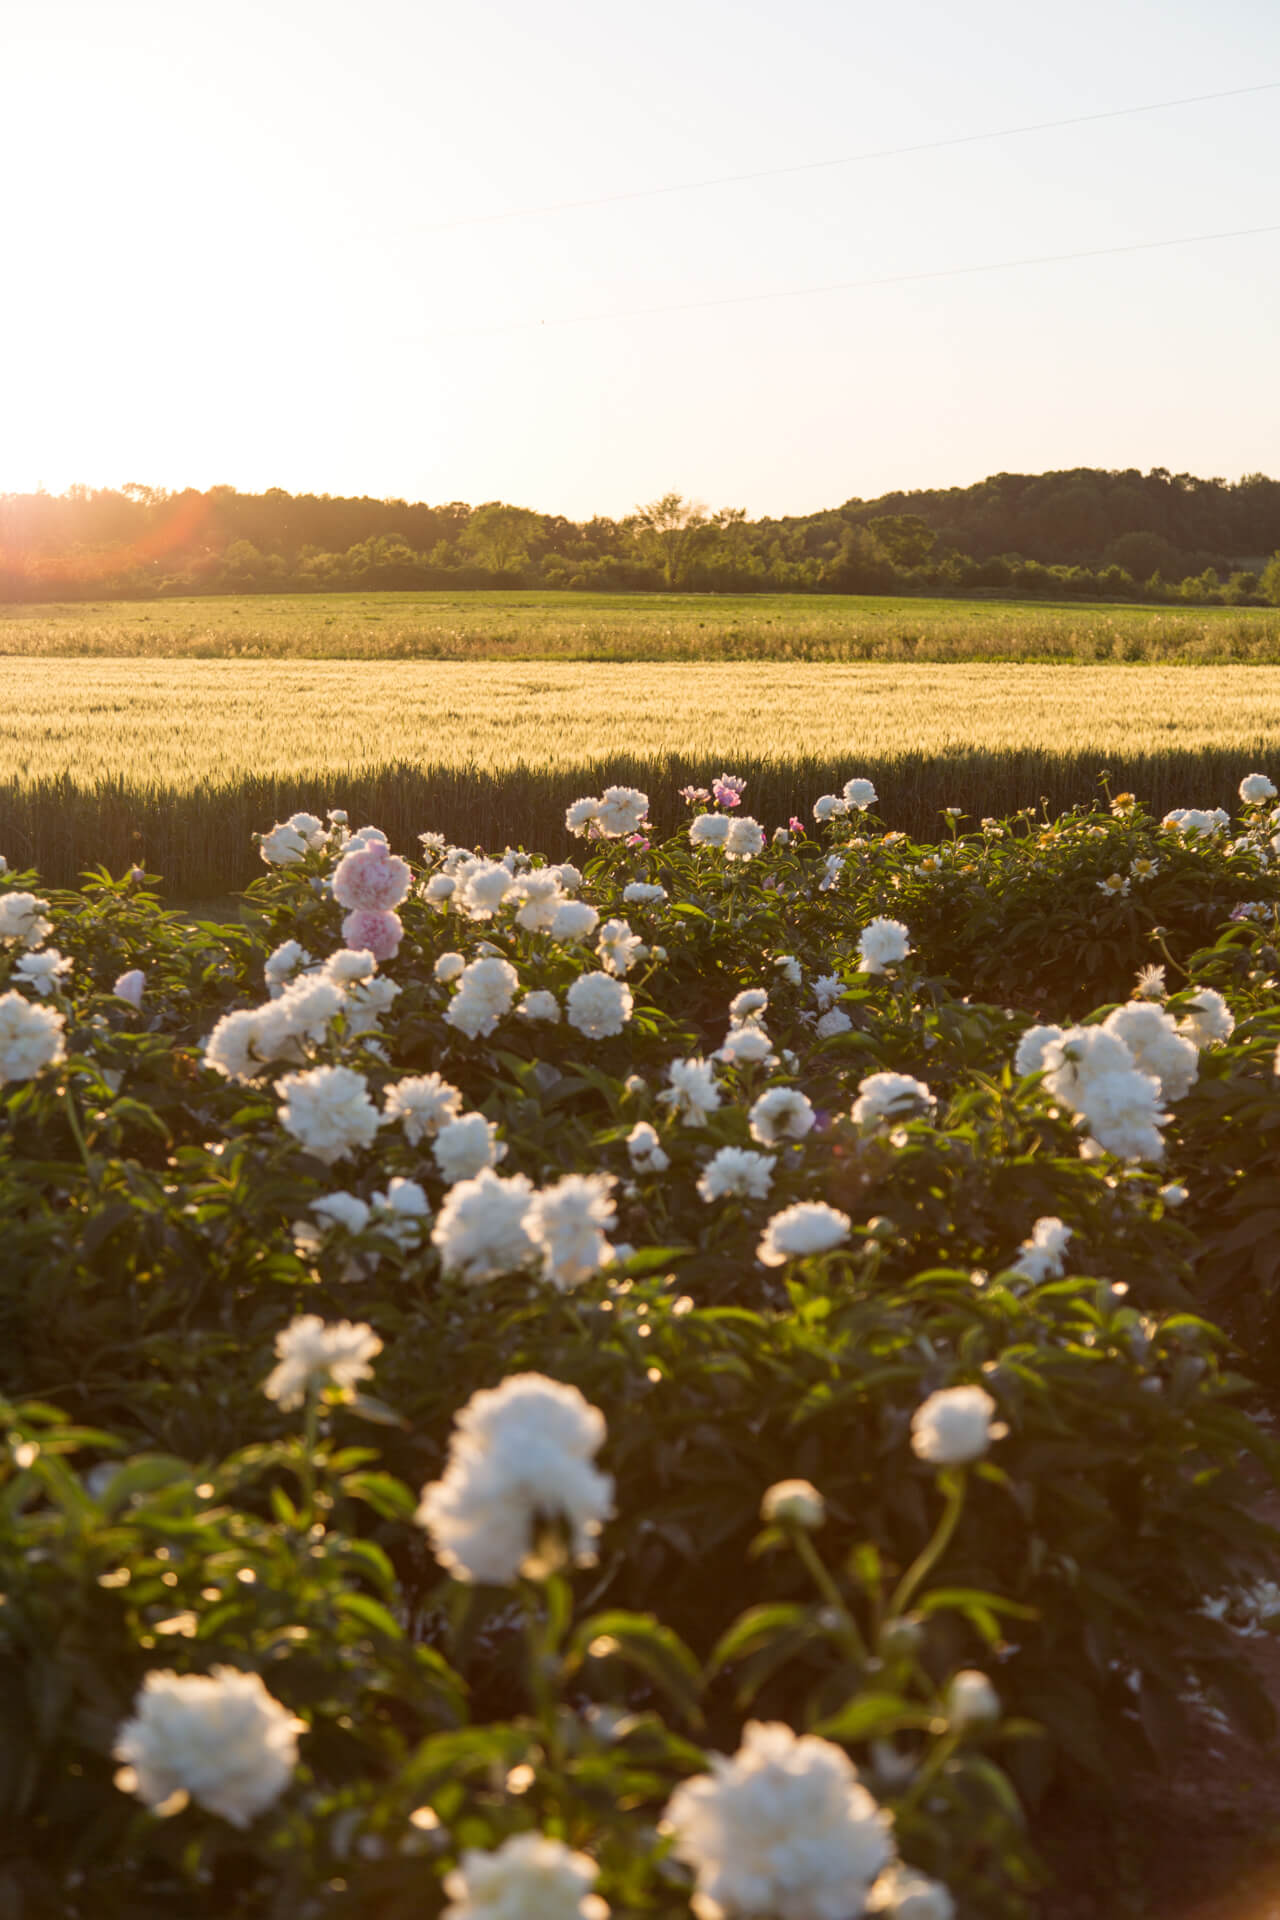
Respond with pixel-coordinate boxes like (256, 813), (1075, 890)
(569, 1610), (704, 1726)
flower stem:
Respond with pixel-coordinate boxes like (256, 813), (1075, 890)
(793, 1528), (870, 1667)
(889, 1470), (967, 1620)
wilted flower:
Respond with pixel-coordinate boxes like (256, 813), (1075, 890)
(431, 1169), (536, 1282)
(113, 1668), (304, 1827)
(526, 1173), (617, 1289)
(698, 1146), (776, 1202)
(263, 1315), (382, 1409)
(276, 1065), (380, 1163)
(434, 1112), (505, 1184)
(662, 1721), (894, 1920)
(857, 918), (912, 974)
(0, 990), (66, 1084)
(761, 1479), (825, 1529)
(442, 1832), (609, 1920)
(910, 1386), (1001, 1465)
(416, 1373), (613, 1584)
(566, 972), (633, 1038)
(758, 1201), (851, 1266)
(851, 1072), (935, 1128)
(748, 1086), (815, 1146)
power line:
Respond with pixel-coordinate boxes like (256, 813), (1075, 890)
(408, 219), (1280, 337)
(421, 81), (1280, 232)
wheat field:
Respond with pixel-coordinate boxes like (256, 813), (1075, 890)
(2, 589), (1279, 662)
(3, 657), (1279, 894)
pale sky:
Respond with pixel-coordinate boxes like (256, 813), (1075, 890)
(2, 0), (1278, 519)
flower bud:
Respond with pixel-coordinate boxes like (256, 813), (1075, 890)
(945, 1668), (1000, 1731)
(760, 1478), (825, 1530)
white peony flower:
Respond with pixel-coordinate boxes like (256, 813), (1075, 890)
(519, 988), (561, 1023)
(565, 972), (633, 1038)
(812, 793), (849, 822)
(1134, 964), (1166, 1001)
(1013, 1024), (1063, 1077)
(857, 918), (912, 974)
(697, 1146), (776, 1203)
(1039, 1025), (1170, 1160)
(626, 1120), (670, 1173)
(773, 955), (803, 987)
(430, 953), (464, 985)
(851, 1072), (936, 1129)
(659, 1056), (721, 1126)
(258, 821), (310, 866)
(819, 853), (845, 892)
(12, 947), (72, 996)
(324, 948), (377, 985)
(843, 777), (878, 811)
(565, 797), (600, 836)
(312, 1191), (371, 1235)
(513, 870), (567, 932)
(758, 1201), (851, 1267)
(623, 881), (667, 905)
(867, 1865), (955, 1919)
(814, 1007), (853, 1040)
(445, 956), (520, 1039)
(550, 899), (600, 943)
(945, 1669), (1001, 1731)
(748, 1086), (815, 1146)
(689, 812), (732, 849)
(443, 1832), (609, 1920)
(0, 990), (66, 1084)
(662, 1720), (894, 1920)
(434, 1112), (505, 1184)
(431, 1168), (536, 1282)
(812, 974), (843, 1012)
(718, 1024), (775, 1065)
(910, 1386), (1000, 1465)
(384, 1072), (464, 1144)
(423, 872), (457, 911)
(264, 940), (310, 995)
(724, 817), (765, 861)
(729, 988), (769, 1024)
(1102, 1003), (1199, 1102)
(458, 859), (516, 921)
(1240, 773), (1277, 805)
(0, 892), (52, 949)
(113, 1667), (304, 1828)
(761, 1480), (825, 1529)
(526, 1173), (617, 1289)
(1163, 807), (1229, 839)
(1178, 987), (1235, 1049)
(597, 918), (643, 976)
(114, 967), (146, 1007)
(275, 1064), (380, 1163)
(416, 1373), (613, 1584)
(263, 1314), (382, 1409)
(594, 784), (650, 837)
(1007, 1216), (1072, 1284)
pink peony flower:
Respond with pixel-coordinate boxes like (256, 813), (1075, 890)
(789, 817), (806, 835)
(331, 844), (411, 912)
(341, 909), (403, 960)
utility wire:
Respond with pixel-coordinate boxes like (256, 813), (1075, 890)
(408, 219), (1280, 337)
(422, 81), (1280, 231)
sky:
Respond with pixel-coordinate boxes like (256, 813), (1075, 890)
(2, 0), (1278, 519)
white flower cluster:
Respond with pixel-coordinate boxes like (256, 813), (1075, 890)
(1162, 807), (1230, 839)
(689, 813), (767, 860)
(565, 785), (650, 839)
(1007, 1216), (1072, 1285)
(851, 1071), (935, 1129)
(0, 891), (52, 949)
(203, 949), (398, 1083)
(662, 1720), (896, 1920)
(429, 1167), (618, 1288)
(443, 1832), (609, 1920)
(113, 1667), (304, 1827)
(416, 1373), (614, 1585)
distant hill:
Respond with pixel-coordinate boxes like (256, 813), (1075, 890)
(2, 468), (1278, 603)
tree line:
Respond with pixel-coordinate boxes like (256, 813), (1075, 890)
(2, 469), (1279, 605)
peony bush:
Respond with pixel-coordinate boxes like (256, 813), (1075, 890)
(2, 774), (1280, 1916)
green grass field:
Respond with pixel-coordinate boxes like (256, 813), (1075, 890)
(2, 588), (1280, 662)
(3, 655), (1279, 895)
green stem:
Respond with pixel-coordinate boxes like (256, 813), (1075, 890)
(522, 1585), (566, 1784)
(889, 1471), (967, 1620)
(793, 1528), (870, 1667)
(299, 1392), (319, 1528)
(63, 1082), (95, 1179)
(895, 1729), (961, 1818)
